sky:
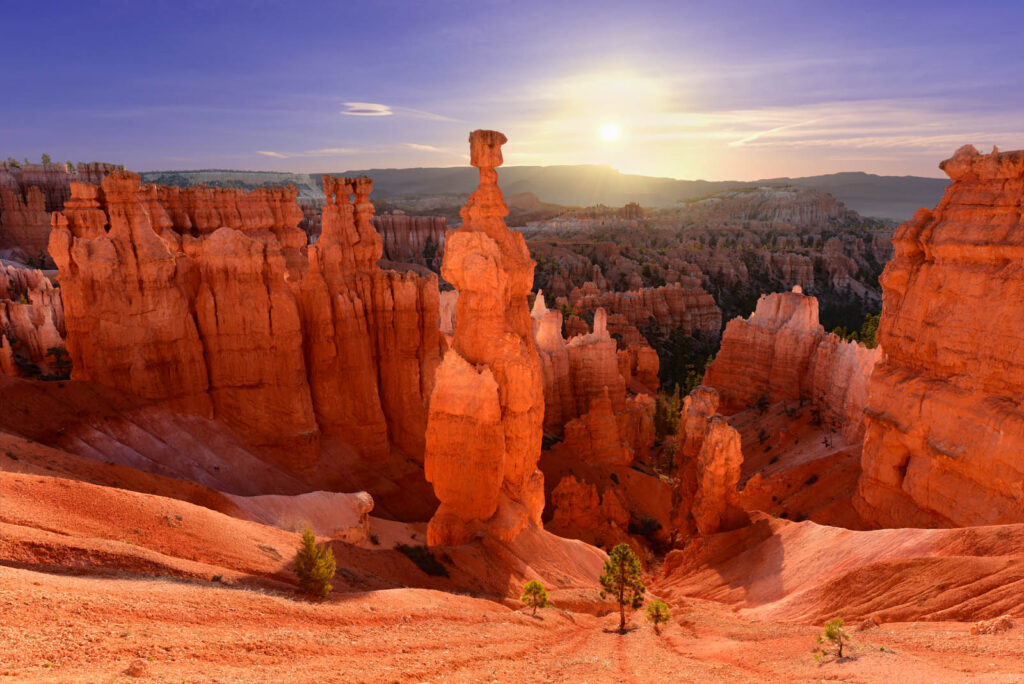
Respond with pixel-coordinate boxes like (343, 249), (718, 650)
(2, 0), (1023, 180)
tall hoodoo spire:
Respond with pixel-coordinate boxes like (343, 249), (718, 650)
(423, 130), (546, 546)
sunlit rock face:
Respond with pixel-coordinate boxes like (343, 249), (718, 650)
(704, 287), (880, 443)
(49, 171), (441, 470)
(0, 262), (64, 377)
(424, 130), (546, 546)
(856, 145), (1024, 527)
(0, 161), (121, 259)
(672, 385), (748, 537)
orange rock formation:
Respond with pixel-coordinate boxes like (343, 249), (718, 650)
(704, 287), (880, 442)
(857, 145), (1024, 527)
(0, 161), (121, 258)
(672, 386), (747, 537)
(424, 130), (545, 546)
(0, 262), (64, 376)
(374, 212), (447, 271)
(49, 172), (440, 468)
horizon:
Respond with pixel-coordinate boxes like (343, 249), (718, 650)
(136, 161), (952, 183)
(4, 0), (1023, 180)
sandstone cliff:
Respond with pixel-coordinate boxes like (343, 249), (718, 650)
(704, 287), (880, 443)
(50, 171), (440, 469)
(424, 130), (545, 546)
(0, 262), (64, 377)
(373, 212), (447, 271)
(672, 386), (747, 537)
(856, 145), (1024, 527)
(0, 161), (121, 259)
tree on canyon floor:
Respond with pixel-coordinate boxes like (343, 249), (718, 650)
(600, 543), (646, 633)
(520, 580), (549, 616)
(645, 600), (671, 635)
(814, 618), (851, 660)
(294, 526), (336, 598)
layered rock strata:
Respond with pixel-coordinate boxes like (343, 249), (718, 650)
(856, 146), (1024, 527)
(531, 295), (655, 463)
(564, 280), (722, 342)
(672, 386), (747, 537)
(424, 130), (545, 546)
(49, 172), (440, 469)
(373, 212), (447, 271)
(0, 262), (64, 376)
(0, 161), (121, 257)
(704, 287), (880, 442)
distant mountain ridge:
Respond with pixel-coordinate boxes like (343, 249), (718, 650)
(141, 165), (950, 221)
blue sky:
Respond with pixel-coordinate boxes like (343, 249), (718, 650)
(2, 0), (1022, 179)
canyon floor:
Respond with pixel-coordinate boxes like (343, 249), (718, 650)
(3, 565), (1023, 683)
(3, 462), (1023, 683)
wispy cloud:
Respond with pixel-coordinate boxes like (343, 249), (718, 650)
(728, 119), (821, 147)
(256, 147), (358, 160)
(403, 143), (444, 152)
(340, 102), (458, 122)
(341, 102), (393, 116)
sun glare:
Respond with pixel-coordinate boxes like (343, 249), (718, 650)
(600, 123), (620, 142)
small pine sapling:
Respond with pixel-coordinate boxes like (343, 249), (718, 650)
(646, 599), (671, 634)
(815, 618), (851, 659)
(600, 543), (646, 633)
(520, 580), (549, 616)
(294, 526), (336, 598)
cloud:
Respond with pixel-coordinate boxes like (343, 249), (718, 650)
(728, 119), (821, 147)
(304, 147), (357, 155)
(340, 102), (458, 122)
(341, 102), (393, 116)
(403, 143), (444, 152)
(257, 148), (358, 159)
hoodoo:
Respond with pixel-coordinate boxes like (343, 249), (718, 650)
(48, 171), (441, 471)
(424, 131), (546, 546)
(856, 145), (1024, 527)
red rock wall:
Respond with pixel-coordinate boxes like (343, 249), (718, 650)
(0, 263), (64, 376)
(856, 146), (1024, 527)
(49, 171), (440, 469)
(373, 213), (447, 271)
(704, 287), (880, 443)
(672, 386), (747, 537)
(0, 161), (121, 258)
(565, 279), (722, 341)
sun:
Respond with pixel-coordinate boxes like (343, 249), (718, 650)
(600, 123), (620, 142)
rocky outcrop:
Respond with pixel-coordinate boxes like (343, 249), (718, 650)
(424, 130), (545, 546)
(49, 171), (440, 469)
(856, 146), (1024, 527)
(672, 386), (747, 537)
(0, 262), (64, 376)
(0, 161), (121, 259)
(373, 212), (447, 271)
(531, 295), (655, 463)
(704, 287), (880, 442)
(565, 279), (722, 342)
(547, 475), (631, 549)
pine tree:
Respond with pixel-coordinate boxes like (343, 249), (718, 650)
(646, 599), (671, 634)
(293, 526), (336, 598)
(600, 543), (645, 632)
(520, 580), (549, 616)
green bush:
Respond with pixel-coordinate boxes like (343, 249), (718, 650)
(645, 599), (671, 634)
(815, 618), (850, 658)
(600, 543), (645, 632)
(520, 580), (549, 615)
(294, 526), (336, 598)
